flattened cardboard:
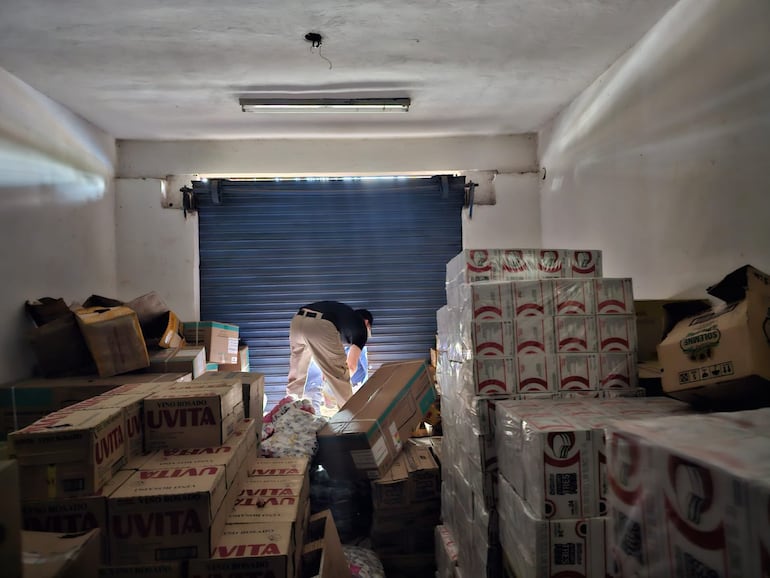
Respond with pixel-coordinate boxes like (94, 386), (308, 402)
(302, 510), (348, 578)
(316, 360), (435, 479)
(76, 307), (150, 377)
(658, 265), (770, 406)
(0, 460), (22, 578)
(22, 528), (101, 578)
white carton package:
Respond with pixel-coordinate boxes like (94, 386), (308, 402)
(594, 278), (635, 315)
(473, 320), (515, 357)
(606, 410), (770, 578)
(599, 353), (637, 390)
(567, 250), (603, 279)
(555, 316), (598, 353)
(470, 282), (515, 321)
(515, 317), (556, 355)
(597, 315), (637, 353)
(517, 354), (558, 394)
(499, 249), (538, 280)
(447, 249), (499, 283)
(513, 280), (555, 318)
(474, 357), (517, 395)
(498, 475), (607, 578)
(534, 249), (567, 279)
(553, 279), (596, 316)
(557, 354), (600, 391)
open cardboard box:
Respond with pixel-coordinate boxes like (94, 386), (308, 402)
(658, 265), (770, 407)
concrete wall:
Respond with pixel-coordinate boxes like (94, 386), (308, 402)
(538, 0), (770, 298)
(0, 67), (116, 383)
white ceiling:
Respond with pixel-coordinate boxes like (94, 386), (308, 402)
(0, 0), (678, 140)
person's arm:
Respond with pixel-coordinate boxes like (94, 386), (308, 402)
(346, 344), (362, 376)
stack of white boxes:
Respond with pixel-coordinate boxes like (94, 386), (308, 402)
(494, 396), (695, 577)
(437, 248), (644, 577)
(606, 407), (770, 577)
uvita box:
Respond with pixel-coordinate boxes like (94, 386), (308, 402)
(107, 464), (228, 564)
(22, 528), (101, 578)
(188, 522), (296, 578)
(143, 380), (242, 450)
(658, 265), (770, 406)
(140, 418), (256, 489)
(22, 470), (133, 562)
(9, 407), (126, 499)
(316, 360), (435, 479)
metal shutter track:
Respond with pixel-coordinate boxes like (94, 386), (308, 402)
(196, 177), (463, 407)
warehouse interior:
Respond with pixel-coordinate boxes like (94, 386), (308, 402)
(0, 0), (769, 576)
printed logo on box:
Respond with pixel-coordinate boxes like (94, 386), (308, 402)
(571, 250), (600, 277)
(513, 281), (553, 317)
(467, 250), (495, 279)
(501, 249), (534, 278)
(679, 325), (721, 358)
(517, 355), (557, 393)
(537, 250), (564, 277)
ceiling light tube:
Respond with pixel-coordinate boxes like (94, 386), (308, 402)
(239, 98), (410, 113)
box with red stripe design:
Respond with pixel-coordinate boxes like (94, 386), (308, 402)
(470, 282), (515, 321)
(597, 315), (637, 353)
(473, 321), (515, 357)
(555, 316), (599, 353)
(515, 317), (556, 355)
(595, 278), (635, 315)
(557, 354), (600, 391)
(553, 279), (596, 316)
(512, 280), (555, 318)
(516, 354), (558, 394)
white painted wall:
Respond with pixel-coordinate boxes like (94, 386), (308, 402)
(0, 68), (116, 383)
(115, 178), (199, 322)
(463, 173), (542, 249)
(539, 0), (770, 299)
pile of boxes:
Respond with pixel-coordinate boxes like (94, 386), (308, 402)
(606, 407), (770, 576)
(437, 248), (644, 576)
(494, 396), (695, 577)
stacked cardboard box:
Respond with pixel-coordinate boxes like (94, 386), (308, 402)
(494, 397), (696, 577)
(0, 460), (22, 578)
(606, 407), (770, 577)
(194, 371), (265, 419)
(370, 440), (441, 575)
(437, 248), (646, 577)
(188, 456), (311, 578)
(0, 372), (191, 440)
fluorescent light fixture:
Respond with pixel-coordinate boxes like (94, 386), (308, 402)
(239, 97), (410, 113)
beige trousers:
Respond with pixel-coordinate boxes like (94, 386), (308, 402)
(286, 313), (353, 407)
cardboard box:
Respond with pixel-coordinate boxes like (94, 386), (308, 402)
(436, 525), (459, 578)
(188, 523), (295, 578)
(513, 280), (554, 318)
(473, 320), (515, 357)
(634, 299), (711, 363)
(10, 407), (126, 499)
(515, 317), (556, 354)
(22, 470), (133, 562)
(145, 346), (207, 378)
(555, 316), (598, 353)
(76, 307), (150, 377)
(140, 419), (256, 489)
(98, 562), (183, 578)
(142, 380), (243, 450)
(217, 345), (250, 373)
(595, 278), (635, 315)
(124, 292), (183, 350)
(0, 460), (22, 578)
(658, 265), (770, 406)
(474, 357), (517, 395)
(226, 474), (310, 576)
(500, 249), (537, 280)
(470, 282), (515, 321)
(22, 528), (101, 578)
(0, 373), (189, 439)
(517, 354), (558, 393)
(557, 354), (600, 391)
(182, 322), (240, 365)
(107, 464), (229, 564)
(372, 442), (440, 509)
(597, 315), (637, 353)
(553, 279), (596, 316)
(248, 456), (309, 479)
(194, 371), (265, 419)
(567, 249), (603, 279)
(28, 312), (96, 377)
(316, 360), (436, 479)
(301, 510), (349, 578)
